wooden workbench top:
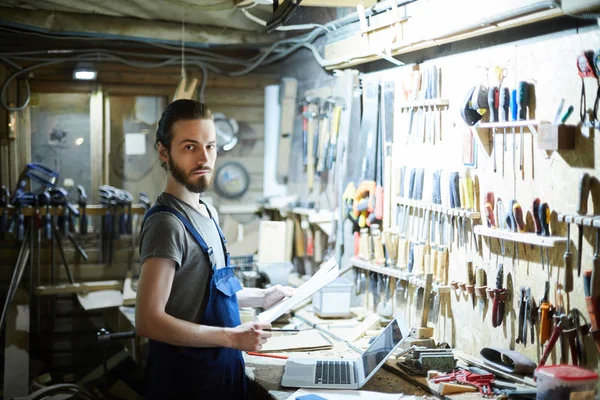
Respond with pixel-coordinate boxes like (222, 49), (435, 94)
(244, 338), (428, 399)
(112, 306), (428, 399)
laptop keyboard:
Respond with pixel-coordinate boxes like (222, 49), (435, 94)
(314, 360), (351, 385)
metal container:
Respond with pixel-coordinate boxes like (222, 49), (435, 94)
(312, 279), (353, 318)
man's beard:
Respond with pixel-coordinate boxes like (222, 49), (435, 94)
(168, 157), (213, 193)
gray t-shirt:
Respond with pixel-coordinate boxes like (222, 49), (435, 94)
(139, 192), (226, 324)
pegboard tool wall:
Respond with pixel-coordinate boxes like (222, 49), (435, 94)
(379, 24), (600, 362)
(279, 21), (600, 366)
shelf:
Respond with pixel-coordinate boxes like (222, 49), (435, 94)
(0, 204), (147, 217)
(348, 257), (450, 293)
(261, 205), (334, 224)
(474, 226), (566, 247)
(397, 99), (449, 109)
(349, 257), (403, 279)
(395, 197), (480, 220)
(474, 120), (543, 131)
(557, 213), (600, 228)
(470, 120), (547, 156)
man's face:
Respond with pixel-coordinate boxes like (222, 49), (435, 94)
(162, 118), (217, 193)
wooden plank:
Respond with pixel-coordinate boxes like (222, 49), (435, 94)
(30, 67), (277, 88)
(203, 89), (265, 107)
(35, 280), (123, 296)
(322, 7), (562, 69)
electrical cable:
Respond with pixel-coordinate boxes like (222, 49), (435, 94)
(241, 8), (332, 32)
(565, 11), (600, 19)
(0, 0), (419, 111)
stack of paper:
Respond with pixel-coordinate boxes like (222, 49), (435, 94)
(257, 258), (339, 323)
(259, 330), (332, 353)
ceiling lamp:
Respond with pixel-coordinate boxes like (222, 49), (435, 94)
(73, 63), (97, 80)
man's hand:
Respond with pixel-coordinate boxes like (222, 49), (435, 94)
(262, 284), (296, 309)
(227, 322), (272, 352)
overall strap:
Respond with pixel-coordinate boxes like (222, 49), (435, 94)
(143, 204), (212, 257)
(199, 199), (230, 265)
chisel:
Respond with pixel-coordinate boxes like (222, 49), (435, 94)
(577, 173), (591, 277)
(564, 223), (573, 293)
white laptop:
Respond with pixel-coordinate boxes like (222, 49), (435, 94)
(281, 317), (409, 389)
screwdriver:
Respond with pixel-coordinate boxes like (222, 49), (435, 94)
(511, 89), (518, 176)
(488, 87), (499, 173)
(518, 81), (529, 172)
(507, 200), (518, 258)
(564, 224), (573, 293)
(499, 88), (510, 177)
(577, 172), (591, 277)
(539, 202), (551, 274)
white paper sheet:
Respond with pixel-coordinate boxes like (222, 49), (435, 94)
(257, 258), (339, 323)
(286, 389), (424, 400)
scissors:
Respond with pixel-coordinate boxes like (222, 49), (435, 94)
(495, 66), (508, 88)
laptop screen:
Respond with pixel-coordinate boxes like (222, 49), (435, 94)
(361, 319), (403, 378)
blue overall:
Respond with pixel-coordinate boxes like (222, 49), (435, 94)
(142, 204), (248, 399)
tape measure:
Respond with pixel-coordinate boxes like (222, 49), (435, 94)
(577, 51), (597, 79)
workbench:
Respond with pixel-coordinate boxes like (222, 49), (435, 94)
(105, 306), (430, 399)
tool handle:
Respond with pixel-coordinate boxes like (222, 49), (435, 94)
(492, 295), (502, 328)
(539, 322), (563, 367)
(517, 295), (526, 343)
(532, 198), (541, 234)
(508, 200), (518, 232)
(449, 172), (460, 209)
(397, 238), (408, 269)
(513, 203), (525, 232)
(375, 185), (384, 221)
(510, 89), (518, 121)
(484, 204), (495, 228)
(488, 87), (499, 122)
(459, 177), (465, 210)
(465, 175), (474, 210)
(407, 242), (414, 273)
(539, 302), (551, 345)
(578, 173), (591, 215)
(564, 251), (574, 293)
(436, 248), (448, 283)
(518, 81), (529, 120)
(499, 88), (510, 122)
(539, 203), (550, 236)
(592, 254), (600, 297)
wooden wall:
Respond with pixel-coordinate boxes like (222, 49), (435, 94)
(0, 60), (276, 385)
(385, 24), (600, 365)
